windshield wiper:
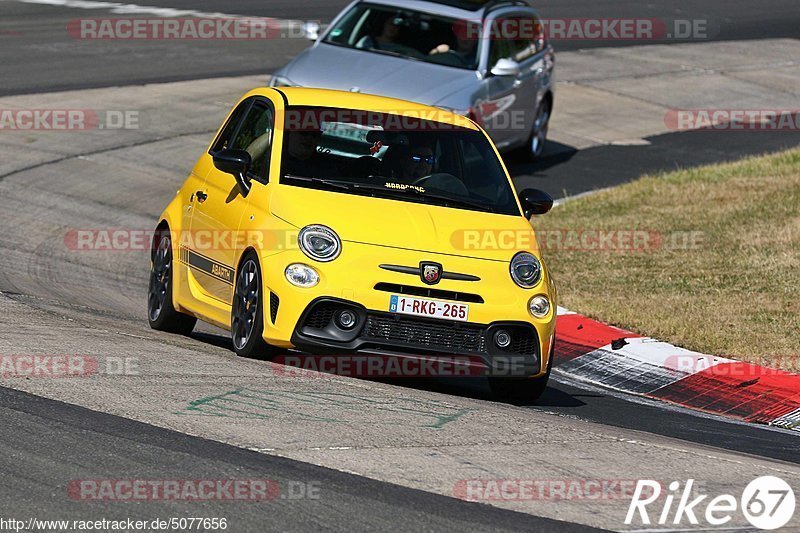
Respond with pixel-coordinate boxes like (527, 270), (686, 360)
(413, 190), (496, 213)
(353, 181), (495, 213)
(283, 174), (352, 191)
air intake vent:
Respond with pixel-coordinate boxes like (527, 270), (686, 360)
(269, 291), (280, 324)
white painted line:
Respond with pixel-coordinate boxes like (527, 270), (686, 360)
(600, 337), (732, 371)
(770, 408), (800, 430)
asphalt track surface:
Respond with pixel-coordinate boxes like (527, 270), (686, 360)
(0, 386), (598, 532)
(1, 0), (799, 95)
(1, 0), (800, 531)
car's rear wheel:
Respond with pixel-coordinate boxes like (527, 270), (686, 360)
(488, 343), (554, 402)
(526, 98), (551, 161)
(148, 229), (196, 335)
(231, 253), (278, 359)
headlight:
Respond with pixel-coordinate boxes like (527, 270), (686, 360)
(270, 75), (294, 88)
(285, 264), (319, 287)
(528, 295), (550, 318)
(510, 252), (542, 288)
(298, 225), (341, 262)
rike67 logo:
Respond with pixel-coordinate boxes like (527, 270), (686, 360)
(626, 477), (795, 530)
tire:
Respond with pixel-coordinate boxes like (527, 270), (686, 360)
(488, 343), (554, 402)
(231, 252), (278, 359)
(525, 98), (551, 161)
(148, 229), (197, 335)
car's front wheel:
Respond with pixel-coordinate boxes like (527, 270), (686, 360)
(231, 252), (278, 359)
(148, 229), (197, 335)
(488, 344), (554, 402)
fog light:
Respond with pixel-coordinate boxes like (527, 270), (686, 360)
(337, 309), (357, 329)
(285, 264), (319, 288)
(494, 330), (512, 349)
(528, 295), (550, 318)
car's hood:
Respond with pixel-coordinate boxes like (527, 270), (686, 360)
(283, 44), (477, 105)
(270, 186), (538, 262)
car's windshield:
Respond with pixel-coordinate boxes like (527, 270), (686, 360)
(280, 106), (520, 216)
(322, 3), (481, 70)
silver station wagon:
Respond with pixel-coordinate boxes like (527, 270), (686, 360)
(271, 0), (555, 160)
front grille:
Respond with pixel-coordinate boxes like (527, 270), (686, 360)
(302, 302), (337, 329)
(362, 314), (487, 354)
(269, 291), (280, 324)
(374, 283), (484, 304)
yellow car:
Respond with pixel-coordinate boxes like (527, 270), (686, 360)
(148, 87), (557, 400)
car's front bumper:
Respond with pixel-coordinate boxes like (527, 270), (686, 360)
(259, 242), (556, 378)
(288, 297), (543, 377)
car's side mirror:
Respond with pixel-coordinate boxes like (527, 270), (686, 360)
(213, 149), (252, 197)
(303, 21), (321, 41)
(490, 58), (521, 77)
(519, 188), (553, 218)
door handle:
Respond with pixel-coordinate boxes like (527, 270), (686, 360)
(195, 191), (208, 203)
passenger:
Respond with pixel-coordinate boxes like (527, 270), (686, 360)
(356, 14), (402, 51)
(283, 129), (331, 177)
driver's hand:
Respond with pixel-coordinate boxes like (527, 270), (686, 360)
(429, 44), (450, 55)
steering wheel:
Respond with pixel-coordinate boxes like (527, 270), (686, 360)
(412, 173), (469, 196)
(439, 50), (469, 66)
(381, 42), (426, 59)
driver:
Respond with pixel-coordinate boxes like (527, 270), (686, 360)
(429, 26), (479, 66)
(398, 144), (435, 183)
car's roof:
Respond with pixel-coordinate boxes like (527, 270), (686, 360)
(357, 0), (532, 20)
(260, 87), (479, 130)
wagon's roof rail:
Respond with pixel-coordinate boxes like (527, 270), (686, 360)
(482, 0), (532, 15)
(373, 0), (532, 16)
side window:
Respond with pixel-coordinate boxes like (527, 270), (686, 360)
(489, 37), (513, 67)
(211, 98), (253, 153)
(227, 102), (275, 182)
(489, 16), (541, 65)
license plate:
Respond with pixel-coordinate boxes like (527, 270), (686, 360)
(389, 295), (469, 322)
